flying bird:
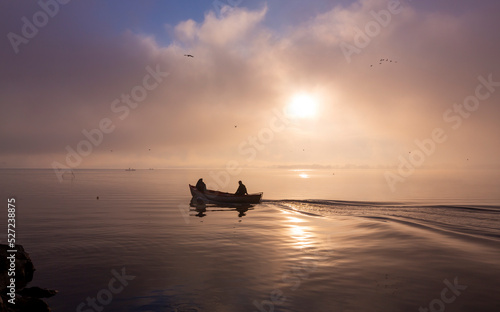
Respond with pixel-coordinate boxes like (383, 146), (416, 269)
(377, 58), (398, 65)
(184, 54), (194, 58)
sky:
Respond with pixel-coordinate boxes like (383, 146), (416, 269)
(1, 0), (499, 170)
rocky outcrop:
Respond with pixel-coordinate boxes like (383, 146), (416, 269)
(0, 295), (7, 312)
(0, 244), (57, 312)
(18, 287), (57, 298)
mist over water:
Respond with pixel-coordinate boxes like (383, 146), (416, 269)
(1, 168), (499, 311)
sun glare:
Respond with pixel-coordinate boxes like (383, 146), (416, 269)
(299, 173), (309, 179)
(287, 94), (317, 119)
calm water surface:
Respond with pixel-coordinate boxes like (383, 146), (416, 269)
(1, 168), (499, 311)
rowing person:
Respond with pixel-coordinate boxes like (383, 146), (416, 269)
(235, 180), (248, 196)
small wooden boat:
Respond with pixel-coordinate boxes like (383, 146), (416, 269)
(189, 184), (262, 204)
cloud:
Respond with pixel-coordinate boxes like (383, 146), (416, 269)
(1, 0), (499, 169)
(175, 5), (267, 46)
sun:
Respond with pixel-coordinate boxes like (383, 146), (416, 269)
(287, 94), (318, 119)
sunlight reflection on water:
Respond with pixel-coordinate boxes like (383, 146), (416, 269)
(285, 215), (315, 249)
(298, 172), (309, 178)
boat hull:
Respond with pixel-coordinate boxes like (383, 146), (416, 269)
(189, 185), (262, 204)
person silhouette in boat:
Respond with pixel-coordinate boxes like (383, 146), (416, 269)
(235, 180), (248, 196)
(196, 178), (206, 193)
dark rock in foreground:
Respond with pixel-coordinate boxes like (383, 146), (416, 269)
(18, 287), (58, 299)
(0, 295), (6, 312)
(0, 244), (56, 312)
(0, 245), (34, 290)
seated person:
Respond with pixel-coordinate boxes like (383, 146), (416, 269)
(235, 180), (248, 196)
(195, 178), (206, 193)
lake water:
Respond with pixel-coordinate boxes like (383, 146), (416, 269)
(1, 168), (499, 311)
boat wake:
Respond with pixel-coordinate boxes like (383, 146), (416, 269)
(264, 199), (500, 243)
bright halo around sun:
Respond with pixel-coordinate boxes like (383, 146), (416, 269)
(287, 94), (318, 119)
